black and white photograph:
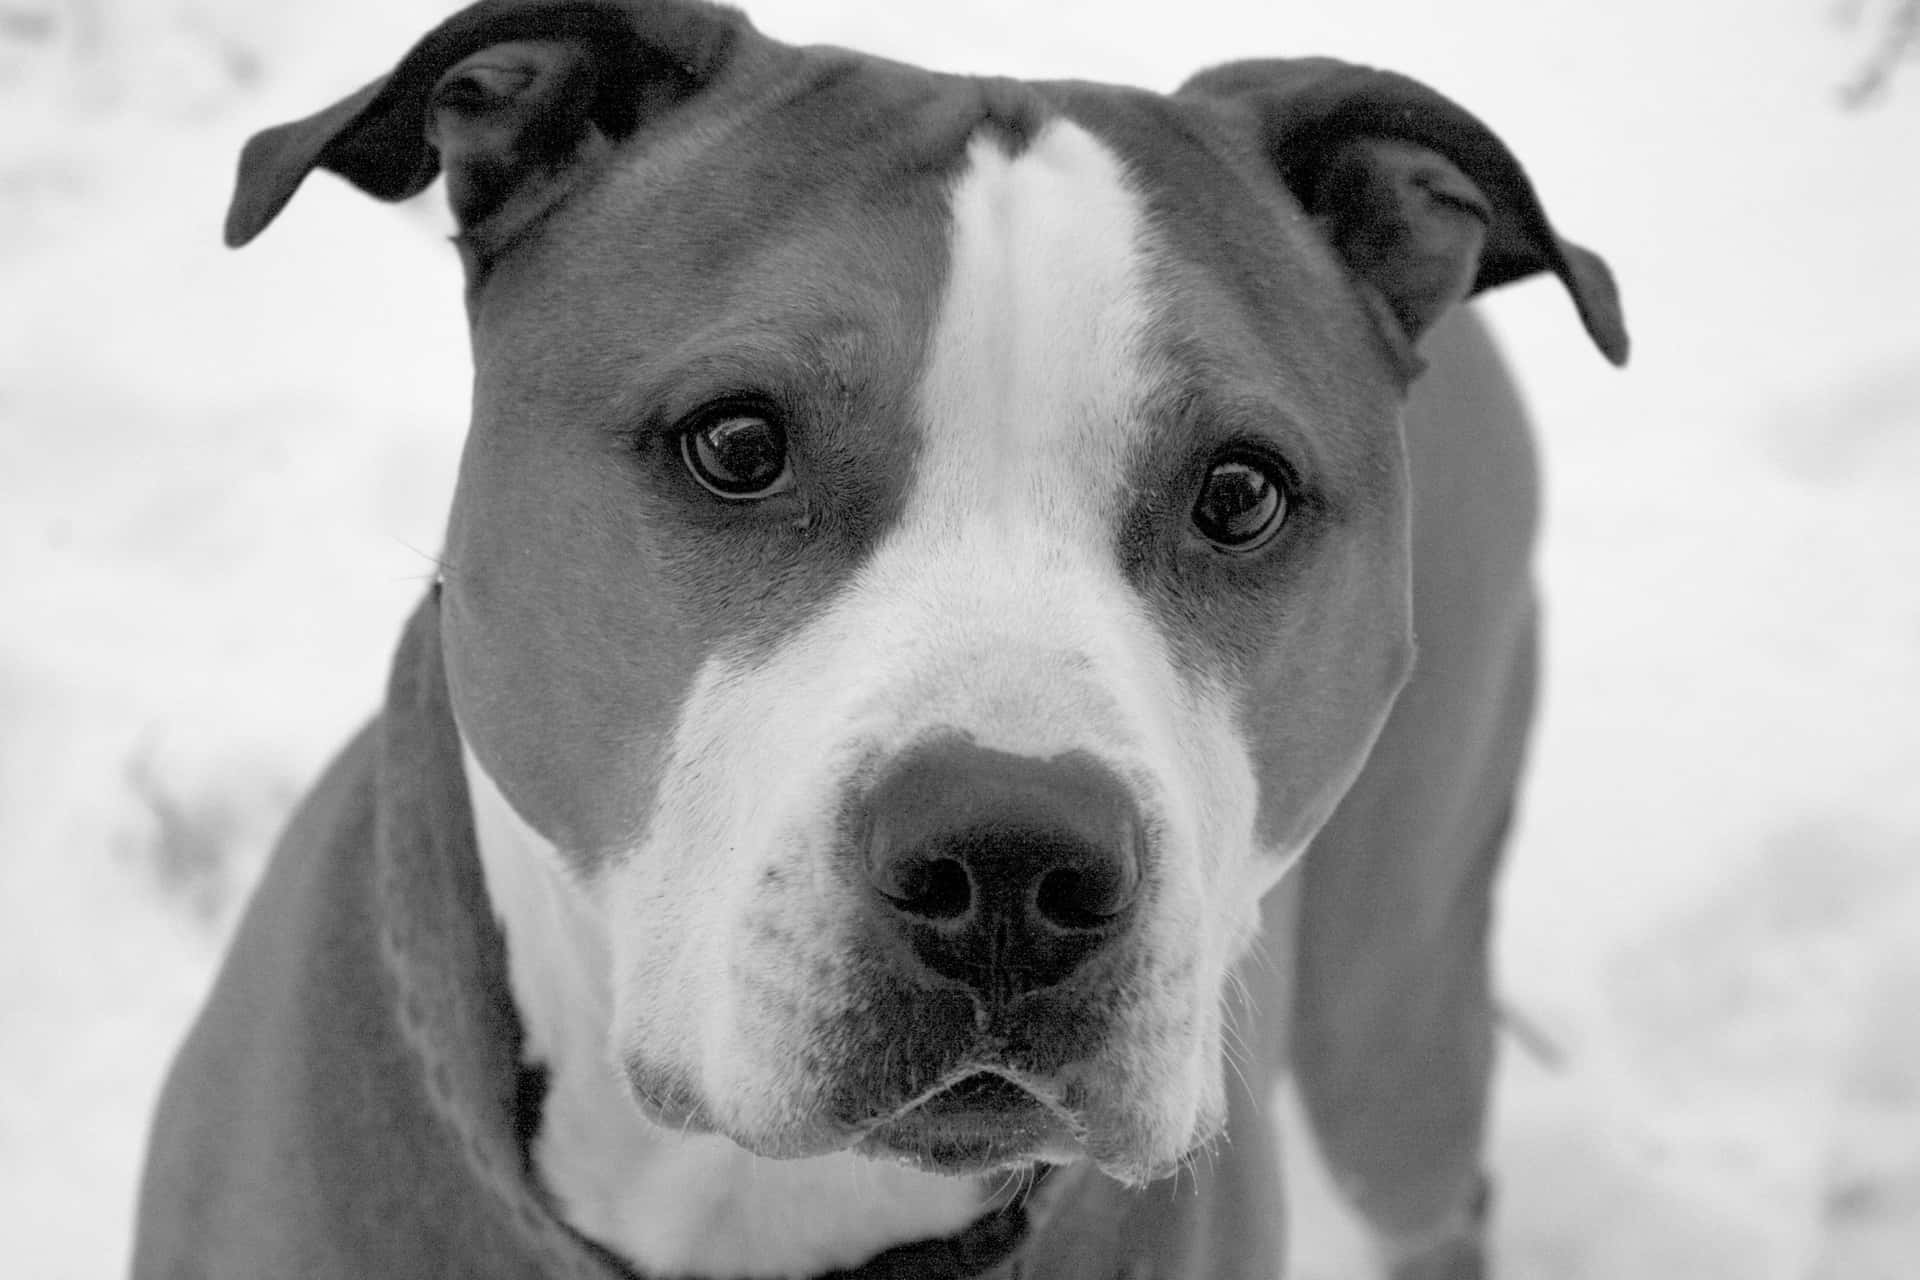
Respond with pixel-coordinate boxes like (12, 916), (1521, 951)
(2, 1), (1916, 1276)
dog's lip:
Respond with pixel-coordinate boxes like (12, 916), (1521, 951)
(887, 1067), (1064, 1121)
(852, 1069), (1083, 1172)
(916, 1071), (1044, 1113)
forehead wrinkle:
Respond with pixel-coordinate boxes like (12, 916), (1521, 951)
(593, 300), (884, 433)
(912, 119), (1160, 537)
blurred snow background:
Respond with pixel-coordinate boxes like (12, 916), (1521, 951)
(1, 0), (1914, 1275)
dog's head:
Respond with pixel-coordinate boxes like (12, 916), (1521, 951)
(232, 0), (1624, 1185)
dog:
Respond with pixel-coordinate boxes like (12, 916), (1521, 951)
(132, 2), (1626, 1277)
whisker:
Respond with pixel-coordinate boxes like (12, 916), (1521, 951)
(390, 537), (456, 585)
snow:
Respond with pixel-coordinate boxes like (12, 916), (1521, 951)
(2, 0), (1915, 1275)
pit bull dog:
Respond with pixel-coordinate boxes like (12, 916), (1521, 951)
(132, 1), (1627, 1277)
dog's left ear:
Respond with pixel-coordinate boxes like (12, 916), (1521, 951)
(223, 0), (757, 260)
(1178, 58), (1628, 369)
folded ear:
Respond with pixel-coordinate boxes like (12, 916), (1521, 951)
(224, 0), (755, 258)
(1178, 58), (1628, 367)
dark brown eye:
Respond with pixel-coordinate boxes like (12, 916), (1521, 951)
(681, 410), (792, 499)
(1193, 456), (1288, 550)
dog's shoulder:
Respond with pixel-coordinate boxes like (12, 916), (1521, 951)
(131, 722), (383, 1274)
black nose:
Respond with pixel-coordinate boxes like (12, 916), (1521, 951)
(861, 741), (1145, 1000)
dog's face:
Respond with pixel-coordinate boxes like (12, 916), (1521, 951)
(230, 0), (1621, 1189)
(441, 75), (1412, 1186)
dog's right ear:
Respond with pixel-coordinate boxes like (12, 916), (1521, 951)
(224, 0), (756, 256)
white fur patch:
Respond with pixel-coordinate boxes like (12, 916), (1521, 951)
(464, 743), (986, 1278)
(914, 125), (1154, 541)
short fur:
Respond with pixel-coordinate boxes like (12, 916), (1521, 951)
(136, 3), (1625, 1278)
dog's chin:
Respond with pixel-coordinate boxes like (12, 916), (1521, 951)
(624, 1060), (1088, 1174)
(620, 1054), (1213, 1185)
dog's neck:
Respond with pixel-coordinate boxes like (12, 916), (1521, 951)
(459, 740), (988, 1279)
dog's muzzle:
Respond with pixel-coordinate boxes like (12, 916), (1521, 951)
(858, 739), (1145, 1005)
(837, 738), (1151, 1168)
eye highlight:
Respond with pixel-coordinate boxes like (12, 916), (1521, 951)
(1192, 454), (1288, 551)
(681, 407), (793, 500)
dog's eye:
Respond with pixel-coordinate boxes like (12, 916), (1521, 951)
(1193, 455), (1288, 551)
(681, 410), (793, 500)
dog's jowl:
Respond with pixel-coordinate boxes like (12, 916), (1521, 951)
(135, 3), (1627, 1278)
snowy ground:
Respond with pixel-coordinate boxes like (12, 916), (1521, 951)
(2, 1), (1915, 1276)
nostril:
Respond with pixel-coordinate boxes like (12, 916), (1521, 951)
(878, 856), (972, 921)
(1035, 863), (1133, 930)
(861, 742), (1146, 976)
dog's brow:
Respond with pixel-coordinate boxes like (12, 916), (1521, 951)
(597, 325), (873, 438)
(1137, 381), (1323, 479)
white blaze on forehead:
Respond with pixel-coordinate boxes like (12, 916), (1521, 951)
(914, 121), (1157, 533)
